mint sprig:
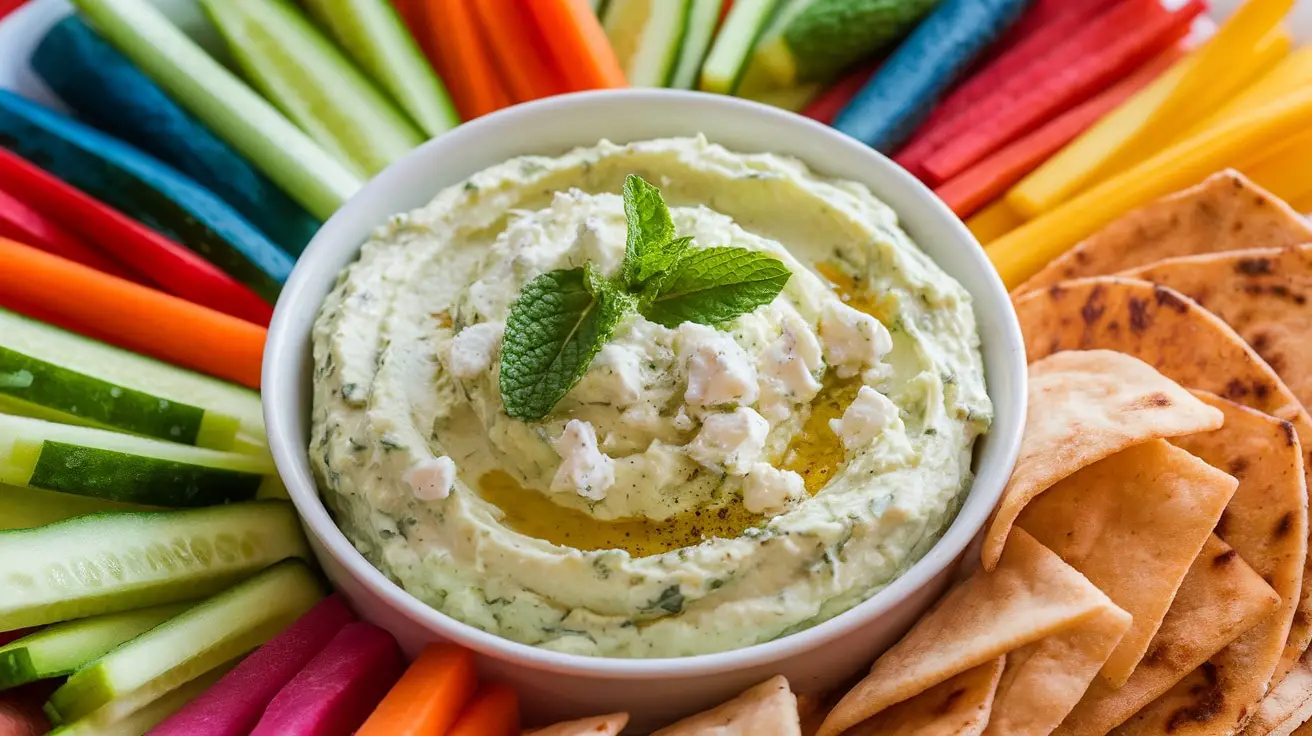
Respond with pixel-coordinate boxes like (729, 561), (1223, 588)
(498, 175), (791, 420)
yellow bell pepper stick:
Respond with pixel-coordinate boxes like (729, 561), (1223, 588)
(986, 86), (1312, 290)
(1242, 130), (1312, 205)
(1007, 0), (1293, 218)
(1191, 45), (1312, 134)
(965, 200), (1026, 246)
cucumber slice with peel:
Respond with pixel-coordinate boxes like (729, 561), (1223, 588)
(700, 0), (783, 93)
(0, 501), (309, 630)
(669, 0), (726, 89)
(604, 0), (693, 87)
(199, 0), (426, 178)
(300, 0), (459, 137)
(0, 602), (193, 689)
(48, 660), (235, 736)
(0, 413), (276, 507)
(0, 309), (258, 452)
(0, 485), (151, 531)
(70, 0), (362, 221)
(46, 559), (323, 725)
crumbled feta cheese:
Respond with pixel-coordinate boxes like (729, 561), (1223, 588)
(686, 407), (770, 474)
(819, 302), (892, 379)
(571, 343), (644, 405)
(403, 456), (457, 501)
(830, 386), (900, 450)
(678, 323), (759, 408)
(758, 308), (824, 421)
(742, 463), (806, 515)
(448, 322), (504, 379)
(673, 406), (695, 432)
(551, 420), (615, 501)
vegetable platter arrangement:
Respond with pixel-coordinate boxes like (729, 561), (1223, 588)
(0, 0), (1307, 734)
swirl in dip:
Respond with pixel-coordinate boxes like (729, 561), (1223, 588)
(310, 137), (992, 658)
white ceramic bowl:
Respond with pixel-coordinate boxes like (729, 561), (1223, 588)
(263, 90), (1027, 732)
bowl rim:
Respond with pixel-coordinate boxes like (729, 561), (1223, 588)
(264, 89), (1027, 678)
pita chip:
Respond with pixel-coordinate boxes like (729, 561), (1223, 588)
(1016, 439), (1238, 686)
(525, 713), (629, 736)
(653, 676), (800, 736)
(1120, 245), (1312, 412)
(1243, 660), (1312, 736)
(1059, 536), (1280, 735)
(818, 530), (1127, 736)
(982, 349), (1224, 571)
(1017, 171), (1312, 295)
(844, 658), (1004, 736)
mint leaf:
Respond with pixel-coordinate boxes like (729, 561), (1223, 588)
(499, 267), (634, 420)
(620, 175), (678, 289)
(641, 247), (791, 328)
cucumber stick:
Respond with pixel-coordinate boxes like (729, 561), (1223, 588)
(71, 0), (362, 221)
(301, 0), (459, 137)
(669, 0), (726, 89)
(700, 0), (783, 94)
(0, 485), (151, 532)
(604, 0), (693, 87)
(0, 602), (193, 689)
(0, 501), (308, 630)
(0, 309), (261, 452)
(200, 0), (426, 178)
(49, 660), (235, 736)
(46, 559), (323, 725)
(0, 414), (276, 507)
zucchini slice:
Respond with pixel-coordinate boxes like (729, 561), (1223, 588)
(46, 559), (323, 725)
(604, 0), (693, 87)
(0, 501), (309, 631)
(669, 0), (726, 89)
(700, 0), (783, 94)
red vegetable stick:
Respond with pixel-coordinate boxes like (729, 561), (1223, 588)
(896, 0), (1112, 176)
(448, 684), (520, 736)
(0, 294), (117, 344)
(0, 682), (55, 736)
(718, 0), (734, 30)
(802, 62), (879, 126)
(392, 0), (430, 58)
(0, 629), (35, 648)
(474, 0), (568, 102)
(250, 623), (404, 736)
(990, 0), (1102, 57)
(427, 0), (511, 119)
(357, 644), (478, 736)
(0, 238), (267, 388)
(934, 44), (1185, 218)
(0, 187), (141, 282)
(0, 148), (272, 326)
(526, 0), (627, 91)
(921, 0), (1203, 184)
(151, 595), (356, 736)
(0, 0), (23, 22)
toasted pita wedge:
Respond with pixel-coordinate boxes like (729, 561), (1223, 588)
(1119, 245), (1312, 411)
(653, 676), (800, 736)
(1017, 171), (1312, 295)
(981, 349), (1224, 571)
(526, 713), (629, 736)
(1244, 661), (1312, 736)
(818, 530), (1127, 736)
(844, 659), (1004, 736)
(1016, 439), (1237, 685)
(1059, 536), (1280, 735)
(984, 605), (1130, 736)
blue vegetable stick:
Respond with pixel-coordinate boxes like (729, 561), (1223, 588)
(31, 16), (321, 256)
(833, 0), (1033, 153)
(0, 90), (293, 303)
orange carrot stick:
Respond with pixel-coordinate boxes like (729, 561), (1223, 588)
(447, 683), (519, 736)
(357, 644), (478, 736)
(474, 0), (567, 102)
(525, 0), (627, 91)
(934, 44), (1184, 218)
(0, 237), (266, 388)
(427, 0), (510, 119)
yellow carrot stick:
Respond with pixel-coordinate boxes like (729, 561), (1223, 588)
(1191, 44), (1312, 134)
(987, 86), (1312, 289)
(1007, 0), (1292, 218)
(966, 200), (1026, 245)
(1242, 130), (1312, 205)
